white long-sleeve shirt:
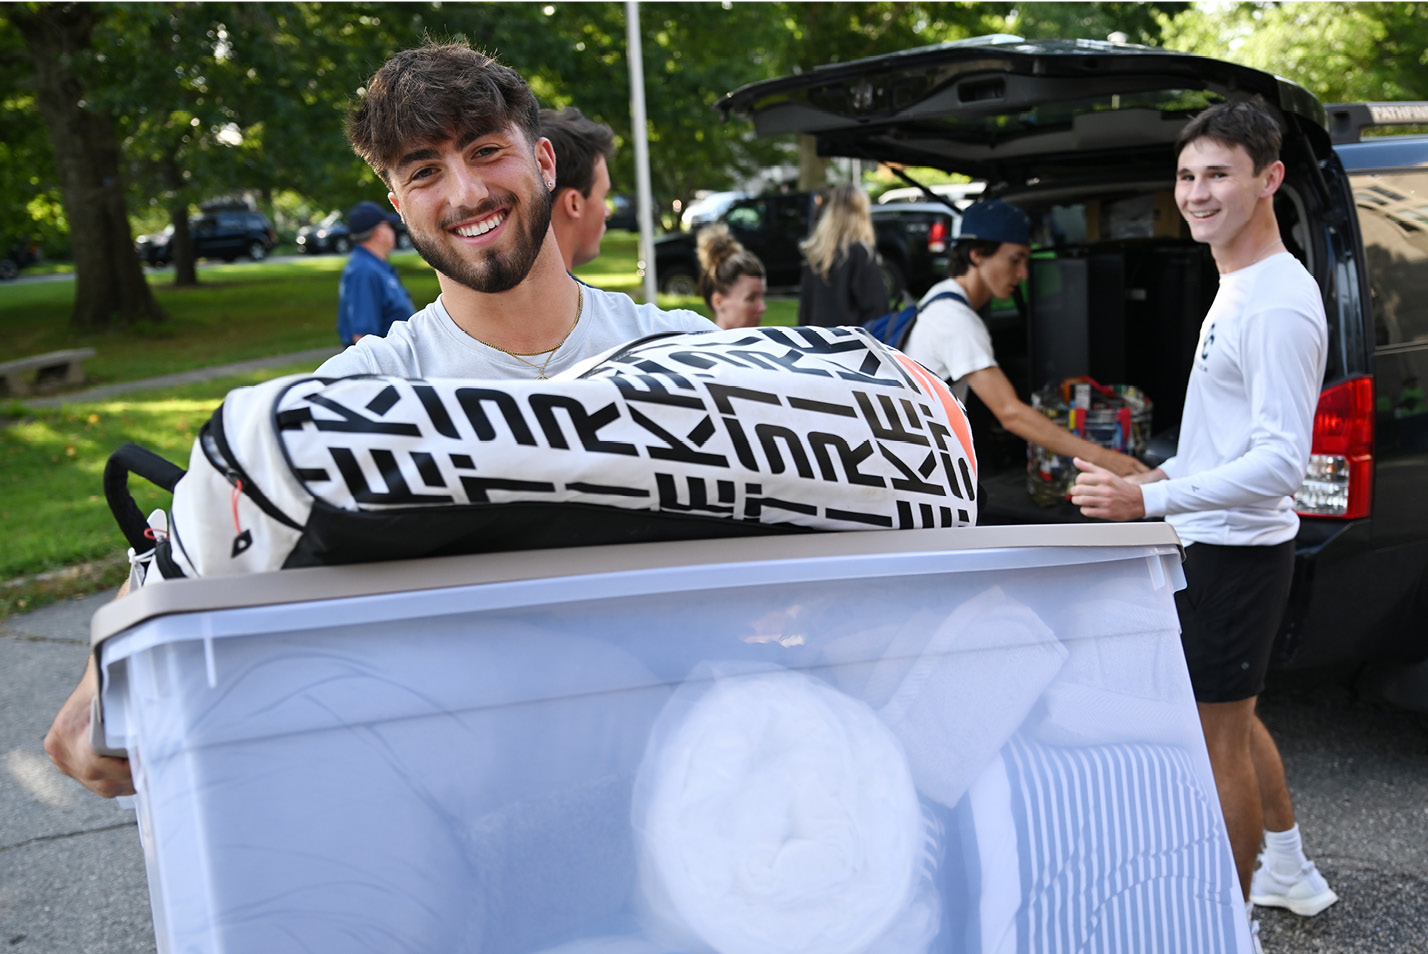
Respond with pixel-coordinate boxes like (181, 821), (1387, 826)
(1140, 252), (1327, 546)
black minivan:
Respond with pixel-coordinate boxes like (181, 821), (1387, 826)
(721, 37), (1428, 707)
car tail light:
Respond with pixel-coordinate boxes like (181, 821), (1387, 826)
(1294, 375), (1374, 519)
(927, 218), (948, 254)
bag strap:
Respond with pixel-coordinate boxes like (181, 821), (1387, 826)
(916, 289), (967, 313)
(888, 289), (967, 349)
(104, 442), (186, 553)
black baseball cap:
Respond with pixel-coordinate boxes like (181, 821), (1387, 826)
(958, 200), (1032, 246)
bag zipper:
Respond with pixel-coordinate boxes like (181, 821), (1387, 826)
(201, 411), (304, 531)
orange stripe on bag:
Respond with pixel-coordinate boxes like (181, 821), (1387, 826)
(895, 354), (978, 482)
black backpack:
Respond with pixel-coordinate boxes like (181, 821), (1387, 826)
(860, 289), (967, 350)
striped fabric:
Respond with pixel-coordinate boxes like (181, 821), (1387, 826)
(994, 735), (1243, 954)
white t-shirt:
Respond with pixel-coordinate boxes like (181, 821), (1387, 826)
(315, 284), (712, 379)
(1140, 253), (1327, 546)
(901, 278), (996, 403)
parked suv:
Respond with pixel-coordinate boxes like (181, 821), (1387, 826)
(1, 238), (39, 281)
(652, 192), (957, 302)
(297, 209), (412, 255)
(136, 208), (277, 266)
(722, 38), (1428, 705)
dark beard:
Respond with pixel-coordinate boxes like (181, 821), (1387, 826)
(407, 178), (553, 293)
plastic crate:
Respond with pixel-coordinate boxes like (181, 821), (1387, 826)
(93, 524), (1252, 954)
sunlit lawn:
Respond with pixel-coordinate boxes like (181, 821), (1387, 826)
(0, 231), (793, 389)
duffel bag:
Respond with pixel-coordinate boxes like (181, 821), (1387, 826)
(105, 325), (978, 584)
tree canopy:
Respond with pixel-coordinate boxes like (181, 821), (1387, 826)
(3, 1), (1426, 330)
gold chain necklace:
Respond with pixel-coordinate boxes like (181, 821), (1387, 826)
(473, 284), (583, 379)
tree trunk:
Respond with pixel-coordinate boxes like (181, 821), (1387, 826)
(12, 3), (166, 330)
(797, 134), (830, 192)
(157, 148), (198, 286)
(170, 205), (198, 286)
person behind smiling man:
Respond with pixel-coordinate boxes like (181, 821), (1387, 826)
(540, 105), (616, 273)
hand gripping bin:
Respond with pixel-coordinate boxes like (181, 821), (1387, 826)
(92, 523), (1255, 954)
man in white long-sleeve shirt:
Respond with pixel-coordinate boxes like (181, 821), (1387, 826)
(1070, 98), (1338, 938)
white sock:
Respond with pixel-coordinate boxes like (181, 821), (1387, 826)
(1263, 823), (1308, 878)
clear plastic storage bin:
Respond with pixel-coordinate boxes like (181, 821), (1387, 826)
(93, 523), (1253, 954)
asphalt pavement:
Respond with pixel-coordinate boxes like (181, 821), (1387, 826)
(1, 590), (154, 953)
(3, 588), (1427, 953)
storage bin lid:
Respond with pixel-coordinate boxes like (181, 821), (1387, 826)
(92, 522), (1180, 647)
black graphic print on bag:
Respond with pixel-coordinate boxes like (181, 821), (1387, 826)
(123, 326), (978, 580)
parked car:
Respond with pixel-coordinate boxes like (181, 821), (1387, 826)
(722, 38), (1428, 705)
(1, 238), (39, 281)
(679, 190), (750, 231)
(136, 208), (277, 266)
(605, 194), (639, 232)
(652, 192), (957, 301)
(297, 209), (412, 255)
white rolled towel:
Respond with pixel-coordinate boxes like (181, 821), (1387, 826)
(631, 666), (936, 954)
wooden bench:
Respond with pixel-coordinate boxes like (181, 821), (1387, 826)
(0, 348), (97, 396)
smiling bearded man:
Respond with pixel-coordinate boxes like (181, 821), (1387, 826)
(39, 40), (714, 803)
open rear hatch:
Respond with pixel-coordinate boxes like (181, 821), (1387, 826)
(718, 37), (1331, 184)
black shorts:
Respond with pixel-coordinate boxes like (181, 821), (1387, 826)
(1175, 540), (1295, 703)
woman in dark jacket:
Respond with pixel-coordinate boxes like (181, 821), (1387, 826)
(796, 183), (889, 327)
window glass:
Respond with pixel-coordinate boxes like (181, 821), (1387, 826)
(1351, 170), (1428, 346)
(774, 200), (805, 238)
(724, 203), (766, 232)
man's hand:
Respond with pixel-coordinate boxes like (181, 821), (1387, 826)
(1070, 457), (1148, 522)
(43, 656), (134, 799)
(1098, 448), (1151, 478)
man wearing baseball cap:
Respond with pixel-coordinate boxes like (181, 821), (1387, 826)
(336, 199), (416, 346)
(903, 199), (1148, 478)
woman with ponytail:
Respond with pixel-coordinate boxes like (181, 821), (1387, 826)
(696, 224), (768, 330)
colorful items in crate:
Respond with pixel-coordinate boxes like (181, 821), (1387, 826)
(1026, 377), (1153, 507)
(105, 325), (980, 584)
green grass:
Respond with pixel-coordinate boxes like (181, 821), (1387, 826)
(0, 256), (441, 385)
(0, 363), (315, 615)
(0, 231), (797, 614)
(0, 231), (792, 389)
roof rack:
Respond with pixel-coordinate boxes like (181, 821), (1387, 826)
(1326, 102), (1428, 144)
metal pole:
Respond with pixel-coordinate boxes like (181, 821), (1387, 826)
(625, 0), (658, 303)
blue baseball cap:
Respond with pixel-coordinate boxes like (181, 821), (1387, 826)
(958, 199), (1031, 246)
(347, 200), (396, 237)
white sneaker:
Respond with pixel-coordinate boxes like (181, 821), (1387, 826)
(1249, 916), (1264, 954)
(1250, 857), (1339, 916)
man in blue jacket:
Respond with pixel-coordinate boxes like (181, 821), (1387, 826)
(336, 200), (415, 346)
